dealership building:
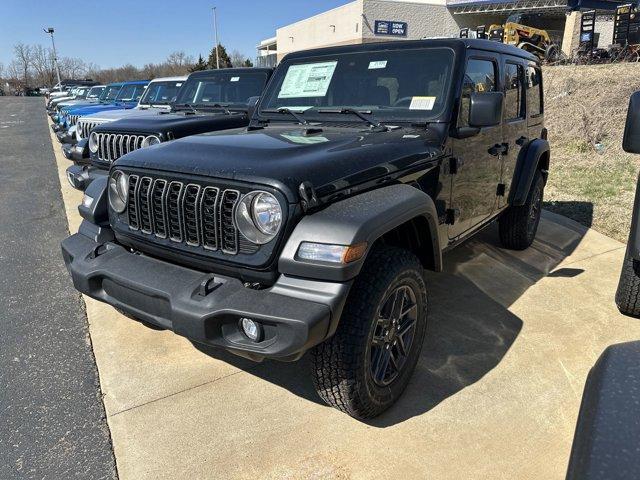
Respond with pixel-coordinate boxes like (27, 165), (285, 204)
(256, 0), (624, 65)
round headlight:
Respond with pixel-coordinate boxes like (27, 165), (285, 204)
(89, 132), (99, 153)
(235, 191), (282, 244)
(108, 170), (129, 213)
(141, 135), (161, 148)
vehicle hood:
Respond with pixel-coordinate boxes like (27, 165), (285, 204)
(66, 103), (135, 116)
(58, 99), (99, 109)
(93, 111), (248, 136)
(81, 108), (162, 123)
(116, 124), (444, 202)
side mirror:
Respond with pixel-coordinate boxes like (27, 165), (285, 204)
(469, 91), (503, 128)
(623, 91), (640, 154)
(246, 96), (260, 118)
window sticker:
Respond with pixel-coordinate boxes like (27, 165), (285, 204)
(409, 96), (436, 110)
(176, 83), (183, 87)
(368, 60), (388, 69)
(278, 61), (338, 98)
(230, 76), (240, 82)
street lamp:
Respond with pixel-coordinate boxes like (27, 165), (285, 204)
(212, 7), (220, 69)
(43, 27), (62, 88)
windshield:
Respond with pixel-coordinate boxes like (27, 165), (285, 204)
(260, 47), (454, 122)
(75, 87), (89, 98)
(102, 85), (122, 101)
(139, 80), (183, 105)
(174, 71), (268, 109)
(87, 86), (104, 99)
(116, 84), (147, 102)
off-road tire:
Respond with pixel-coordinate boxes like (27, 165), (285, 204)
(311, 246), (428, 419)
(498, 170), (544, 250)
(615, 252), (640, 317)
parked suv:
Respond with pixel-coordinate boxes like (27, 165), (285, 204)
(66, 68), (272, 190)
(62, 39), (549, 418)
(63, 76), (187, 162)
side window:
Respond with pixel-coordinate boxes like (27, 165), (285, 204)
(504, 62), (525, 121)
(527, 66), (543, 117)
(459, 58), (497, 127)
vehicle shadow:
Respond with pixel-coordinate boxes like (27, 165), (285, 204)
(194, 207), (592, 426)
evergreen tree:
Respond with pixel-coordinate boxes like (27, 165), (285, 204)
(207, 44), (233, 69)
(190, 54), (208, 72)
(243, 58), (253, 67)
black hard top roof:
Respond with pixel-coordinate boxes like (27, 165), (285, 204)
(283, 38), (539, 63)
(187, 67), (273, 78)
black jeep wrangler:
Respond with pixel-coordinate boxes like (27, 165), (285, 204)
(62, 39), (549, 419)
(66, 68), (273, 191)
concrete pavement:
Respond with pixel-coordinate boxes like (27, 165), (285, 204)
(49, 114), (640, 479)
(0, 97), (116, 480)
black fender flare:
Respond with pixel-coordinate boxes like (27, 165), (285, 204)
(626, 172), (640, 260)
(509, 138), (550, 207)
(278, 184), (442, 282)
(78, 174), (109, 226)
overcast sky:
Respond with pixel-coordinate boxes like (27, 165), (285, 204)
(0, 0), (350, 69)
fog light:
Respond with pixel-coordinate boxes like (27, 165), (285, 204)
(240, 317), (262, 342)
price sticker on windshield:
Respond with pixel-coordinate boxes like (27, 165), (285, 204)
(409, 96), (436, 110)
(278, 61), (338, 98)
(230, 77), (240, 82)
(368, 60), (387, 69)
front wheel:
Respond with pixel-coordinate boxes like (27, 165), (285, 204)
(311, 246), (428, 419)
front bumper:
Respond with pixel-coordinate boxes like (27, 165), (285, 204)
(62, 138), (89, 162)
(61, 230), (350, 361)
(66, 165), (107, 191)
(56, 129), (77, 145)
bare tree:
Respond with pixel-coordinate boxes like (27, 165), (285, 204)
(31, 44), (56, 87)
(13, 43), (32, 90)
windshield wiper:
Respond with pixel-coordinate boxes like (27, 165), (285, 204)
(317, 108), (387, 131)
(208, 103), (231, 115)
(174, 103), (198, 113)
(263, 107), (309, 125)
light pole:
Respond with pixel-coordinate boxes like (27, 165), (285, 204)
(44, 27), (62, 88)
(212, 7), (220, 69)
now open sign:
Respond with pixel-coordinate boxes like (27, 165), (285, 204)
(374, 20), (408, 37)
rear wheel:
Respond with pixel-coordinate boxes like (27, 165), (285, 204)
(615, 252), (640, 317)
(311, 246), (428, 419)
(498, 170), (544, 250)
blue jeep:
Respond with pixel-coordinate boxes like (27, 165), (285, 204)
(55, 81), (149, 142)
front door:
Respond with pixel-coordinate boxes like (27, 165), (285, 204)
(449, 54), (503, 239)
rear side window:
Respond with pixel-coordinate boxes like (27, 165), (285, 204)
(504, 62), (525, 121)
(459, 58), (497, 127)
(527, 66), (543, 116)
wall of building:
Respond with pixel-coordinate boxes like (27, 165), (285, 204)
(275, 0), (364, 60)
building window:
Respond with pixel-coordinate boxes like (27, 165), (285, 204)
(504, 62), (525, 121)
(527, 66), (543, 117)
(459, 59), (496, 127)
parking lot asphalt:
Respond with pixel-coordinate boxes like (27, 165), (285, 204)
(44, 102), (640, 479)
(0, 97), (117, 479)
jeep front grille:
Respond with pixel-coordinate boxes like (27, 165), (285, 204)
(69, 114), (80, 126)
(95, 133), (146, 163)
(125, 174), (243, 255)
(77, 119), (106, 139)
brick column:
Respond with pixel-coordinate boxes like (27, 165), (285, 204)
(562, 11), (582, 57)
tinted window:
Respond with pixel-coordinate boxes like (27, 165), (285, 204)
(459, 58), (496, 127)
(87, 86), (104, 98)
(504, 62), (525, 120)
(527, 66), (543, 116)
(175, 72), (268, 108)
(260, 47), (454, 121)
